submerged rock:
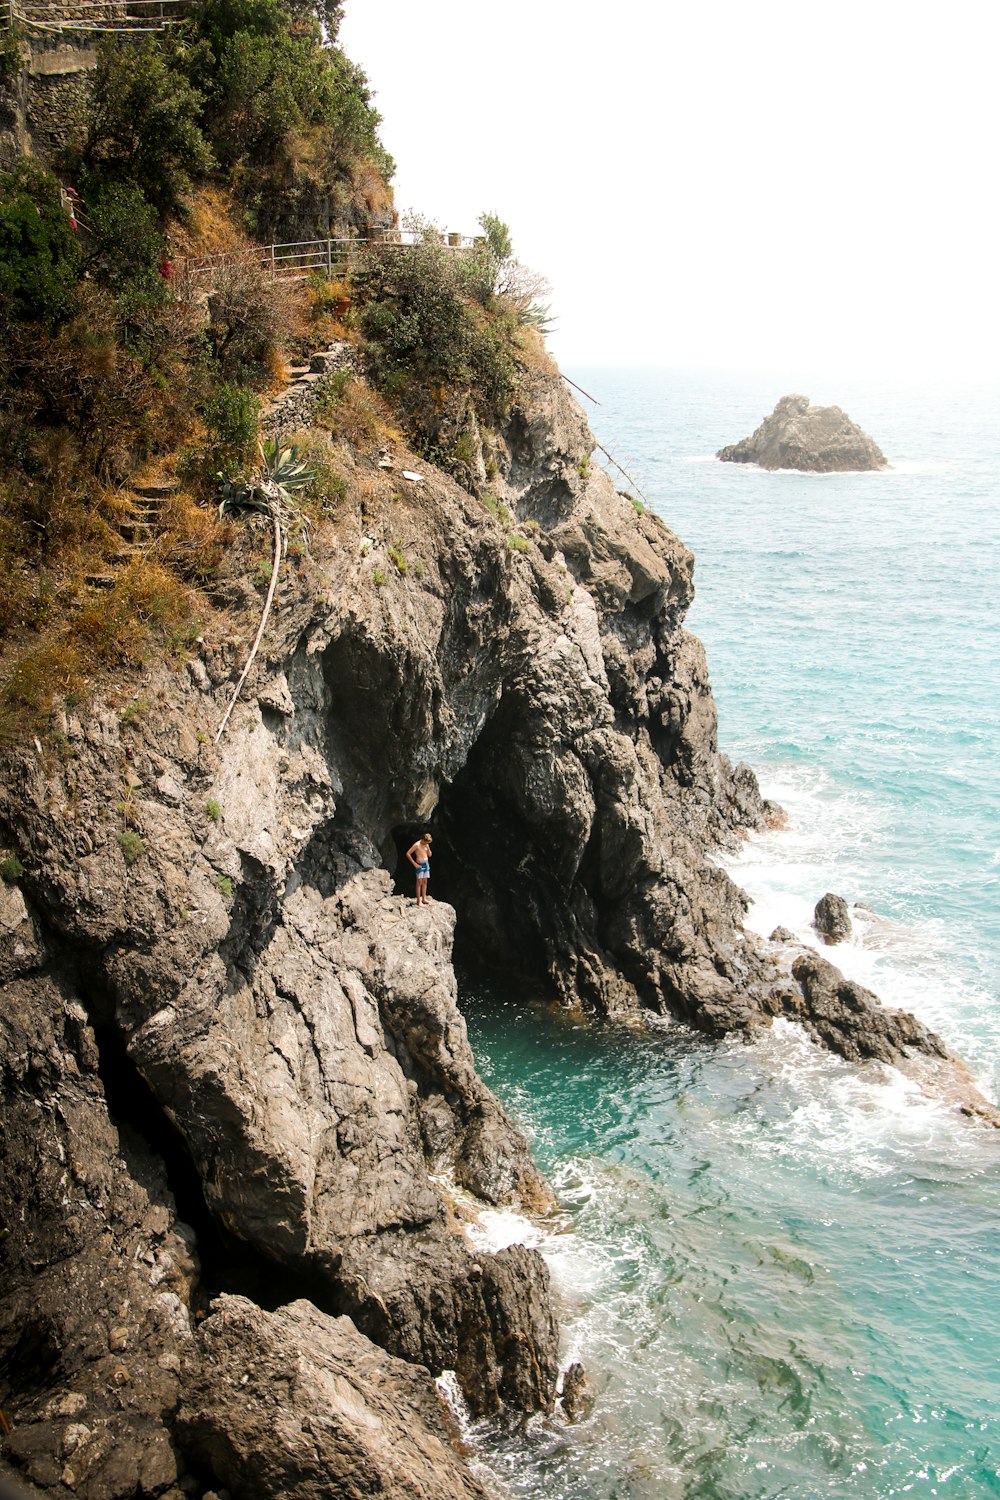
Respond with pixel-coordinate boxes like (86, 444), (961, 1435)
(717, 394), (887, 472)
(813, 892), (852, 944)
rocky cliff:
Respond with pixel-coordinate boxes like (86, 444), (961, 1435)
(0, 367), (989, 1500)
(717, 393), (888, 472)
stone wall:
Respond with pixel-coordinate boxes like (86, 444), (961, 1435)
(0, 33), (96, 168)
(262, 342), (356, 438)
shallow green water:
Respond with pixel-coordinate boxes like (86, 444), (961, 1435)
(462, 987), (1000, 1499)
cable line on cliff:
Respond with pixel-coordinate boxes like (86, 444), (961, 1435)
(559, 375), (651, 509)
(562, 373), (600, 405)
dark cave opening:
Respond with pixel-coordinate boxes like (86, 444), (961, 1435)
(389, 736), (551, 986)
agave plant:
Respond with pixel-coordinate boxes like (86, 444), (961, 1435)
(214, 437), (316, 744)
(218, 438), (316, 519)
(256, 437), (315, 506)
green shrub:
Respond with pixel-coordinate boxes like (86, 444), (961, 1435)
(216, 874), (233, 896)
(372, 568), (385, 586)
(0, 164), (82, 325)
(81, 178), (164, 300)
(482, 493), (512, 527)
(0, 25), (24, 82)
(388, 543), (407, 574)
(355, 226), (517, 427)
(506, 532), (528, 552)
(630, 495), (646, 515)
(315, 367), (352, 417)
(205, 797), (222, 821)
(117, 830), (145, 866)
(204, 382), (260, 464)
(0, 853), (24, 882)
(185, 0), (388, 179)
(453, 432), (476, 466)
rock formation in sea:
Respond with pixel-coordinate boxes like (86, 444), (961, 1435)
(717, 393), (888, 472)
(1, 365), (993, 1499)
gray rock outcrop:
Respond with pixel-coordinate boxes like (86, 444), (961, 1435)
(790, 952), (947, 1066)
(717, 394), (887, 472)
(177, 1296), (490, 1500)
(813, 892), (852, 944)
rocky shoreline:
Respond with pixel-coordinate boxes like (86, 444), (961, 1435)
(0, 367), (991, 1500)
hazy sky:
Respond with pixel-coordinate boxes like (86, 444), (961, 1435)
(340, 0), (1000, 376)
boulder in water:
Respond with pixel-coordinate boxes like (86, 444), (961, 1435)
(717, 394), (887, 472)
(813, 892), (852, 944)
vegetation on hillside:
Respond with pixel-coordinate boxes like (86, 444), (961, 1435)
(0, 1), (555, 746)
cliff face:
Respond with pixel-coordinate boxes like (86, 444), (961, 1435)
(0, 369), (986, 1498)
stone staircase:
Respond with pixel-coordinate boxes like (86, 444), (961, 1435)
(261, 343), (353, 436)
(81, 341), (351, 592)
(84, 480), (178, 591)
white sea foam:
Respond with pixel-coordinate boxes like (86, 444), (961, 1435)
(722, 764), (1000, 1105)
(714, 1019), (965, 1173)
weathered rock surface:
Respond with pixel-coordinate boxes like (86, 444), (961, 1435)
(813, 892), (852, 944)
(0, 898), (196, 1500)
(177, 1295), (490, 1500)
(717, 394), (887, 472)
(1, 365), (990, 1499)
(789, 952), (946, 1065)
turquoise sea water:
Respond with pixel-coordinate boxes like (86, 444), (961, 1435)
(457, 369), (1000, 1499)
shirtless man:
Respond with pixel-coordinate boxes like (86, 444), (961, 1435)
(406, 832), (432, 906)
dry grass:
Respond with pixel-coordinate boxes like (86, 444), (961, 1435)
(351, 158), (394, 221)
(168, 185), (246, 257)
(316, 376), (400, 452)
(154, 491), (235, 581)
(0, 559), (200, 745)
(516, 325), (559, 376)
(299, 275), (352, 348)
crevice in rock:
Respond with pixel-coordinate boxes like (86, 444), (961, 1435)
(216, 851), (282, 980)
(297, 806), (384, 898)
(91, 1023), (341, 1319)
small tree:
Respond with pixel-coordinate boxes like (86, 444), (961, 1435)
(81, 38), (215, 215)
(206, 253), (290, 387)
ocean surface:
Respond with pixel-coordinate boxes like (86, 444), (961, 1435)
(455, 369), (1000, 1499)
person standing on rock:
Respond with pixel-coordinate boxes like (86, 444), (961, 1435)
(406, 832), (432, 905)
